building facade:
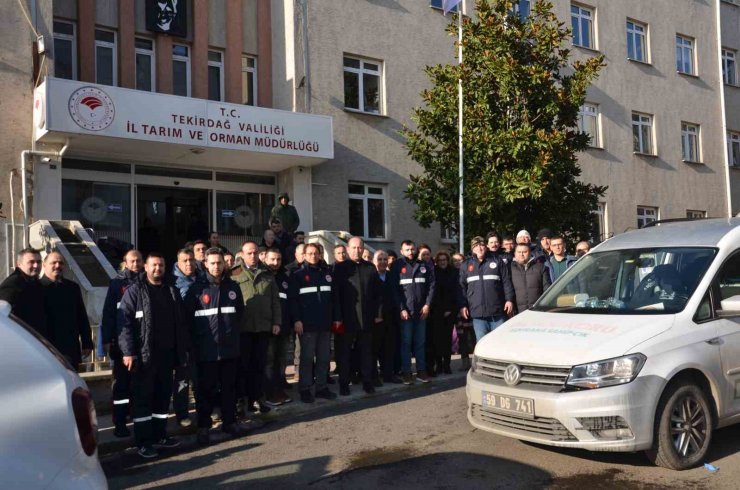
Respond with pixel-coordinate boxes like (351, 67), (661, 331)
(0, 0), (738, 271)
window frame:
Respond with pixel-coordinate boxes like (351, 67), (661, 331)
(686, 210), (707, 219)
(723, 48), (738, 86)
(578, 102), (601, 148)
(676, 34), (696, 76)
(53, 19), (77, 80)
(343, 55), (385, 115)
(94, 28), (117, 86)
(632, 112), (655, 155)
(681, 122), (701, 163)
(636, 206), (659, 229)
(626, 19), (648, 63)
(172, 44), (191, 97)
(348, 183), (389, 240)
(729, 131), (740, 168)
(241, 55), (258, 106)
(571, 4), (595, 50)
(207, 50), (225, 102)
(430, 0), (458, 13)
(134, 37), (156, 92)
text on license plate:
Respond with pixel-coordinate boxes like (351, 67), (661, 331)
(482, 391), (534, 417)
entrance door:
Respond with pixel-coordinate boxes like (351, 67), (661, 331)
(136, 185), (211, 266)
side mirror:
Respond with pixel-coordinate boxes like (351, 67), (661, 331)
(717, 295), (740, 318)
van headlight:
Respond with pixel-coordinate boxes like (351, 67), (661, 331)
(566, 354), (646, 390)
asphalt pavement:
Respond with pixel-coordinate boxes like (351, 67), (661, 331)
(102, 360), (740, 489)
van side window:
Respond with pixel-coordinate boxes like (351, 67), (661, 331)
(717, 253), (740, 303)
(694, 290), (713, 323)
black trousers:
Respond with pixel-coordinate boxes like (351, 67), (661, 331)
(336, 329), (373, 386)
(130, 349), (176, 447)
(172, 361), (196, 420)
(428, 313), (455, 370)
(372, 319), (397, 381)
(238, 332), (270, 402)
(265, 334), (290, 398)
(196, 358), (237, 428)
(110, 345), (132, 427)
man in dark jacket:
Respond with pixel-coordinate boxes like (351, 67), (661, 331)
(289, 243), (339, 403)
(333, 237), (383, 395)
(459, 236), (515, 342)
(372, 250), (401, 384)
(185, 248), (244, 445)
(101, 249), (142, 437)
(270, 192), (300, 234)
(171, 248), (203, 428)
(0, 248), (47, 337)
(118, 253), (188, 459)
(511, 244), (552, 314)
(263, 248), (293, 406)
(391, 240), (436, 385)
(40, 251), (93, 368)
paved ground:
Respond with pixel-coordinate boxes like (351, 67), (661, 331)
(102, 368), (740, 489)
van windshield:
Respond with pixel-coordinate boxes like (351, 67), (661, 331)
(532, 247), (717, 314)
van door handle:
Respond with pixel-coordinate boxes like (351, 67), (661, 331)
(705, 337), (722, 345)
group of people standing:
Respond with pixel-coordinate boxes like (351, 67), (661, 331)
(0, 198), (590, 461)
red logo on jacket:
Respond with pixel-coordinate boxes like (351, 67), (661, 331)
(401, 267), (407, 274)
(304, 275), (311, 283)
(467, 264), (474, 272)
(202, 293), (210, 305)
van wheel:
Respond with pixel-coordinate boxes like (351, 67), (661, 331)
(645, 380), (713, 470)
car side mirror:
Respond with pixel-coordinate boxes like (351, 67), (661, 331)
(717, 295), (740, 318)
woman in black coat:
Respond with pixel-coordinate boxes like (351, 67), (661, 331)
(427, 251), (459, 375)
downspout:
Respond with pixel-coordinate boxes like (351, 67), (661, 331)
(299, 0), (311, 113)
(716, 0), (732, 217)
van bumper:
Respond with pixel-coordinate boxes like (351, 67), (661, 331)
(466, 370), (662, 452)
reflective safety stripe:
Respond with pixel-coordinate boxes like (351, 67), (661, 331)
(135, 311), (143, 319)
(221, 306), (236, 314)
(414, 278), (426, 283)
(319, 286), (331, 292)
(152, 413), (169, 419)
(482, 275), (500, 281)
(116, 302), (121, 309)
(466, 276), (480, 283)
(399, 278), (413, 285)
(279, 292), (288, 299)
(300, 287), (318, 294)
(133, 416), (152, 423)
(194, 308), (219, 317)
(113, 399), (130, 405)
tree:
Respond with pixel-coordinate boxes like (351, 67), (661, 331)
(403, 0), (606, 246)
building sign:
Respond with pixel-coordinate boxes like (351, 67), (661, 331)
(35, 78), (334, 160)
(146, 0), (187, 37)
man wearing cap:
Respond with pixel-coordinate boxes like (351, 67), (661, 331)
(516, 229), (532, 246)
(270, 192), (300, 234)
(533, 228), (553, 261)
(459, 236), (515, 342)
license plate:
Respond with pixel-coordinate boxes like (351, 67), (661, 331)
(482, 391), (535, 418)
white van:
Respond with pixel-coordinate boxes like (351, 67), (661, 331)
(466, 218), (740, 470)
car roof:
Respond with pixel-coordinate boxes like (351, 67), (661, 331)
(596, 218), (740, 251)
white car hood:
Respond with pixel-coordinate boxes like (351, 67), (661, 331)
(475, 310), (674, 366)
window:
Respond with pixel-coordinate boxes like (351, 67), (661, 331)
(626, 20), (647, 62)
(441, 225), (458, 242)
(512, 0), (531, 20)
(632, 113), (654, 154)
(676, 35), (695, 75)
(717, 253), (740, 306)
(681, 123), (700, 162)
(729, 132), (740, 168)
(94, 29), (117, 86)
(53, 20), (76, 80)
(687, 210), (706, 219)
(430, 0), (457, 12)
(723, 49), (737, 85)
(348, 183), (387, 239)
(571, 4), (594, 49)
(208, 50), (224, 101)
(343, 56), (383, 114)
(172, 44), (191, 97)
(590, 202), (608, 243)
(241, 55), (257, 106)
(637, 206), (658, 229)
(135, 38), (155, 92)
(578, 103), (600, 147)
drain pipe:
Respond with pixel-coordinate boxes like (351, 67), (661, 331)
(20, 142), (69, 248)
(9, 169), (18, 263)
